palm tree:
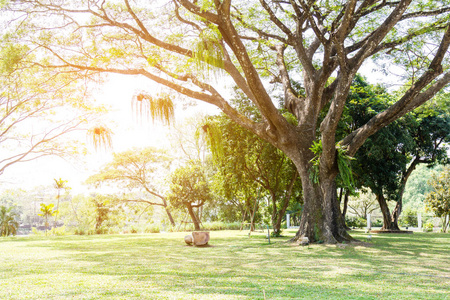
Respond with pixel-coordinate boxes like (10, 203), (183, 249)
(53, 178), (68, 229)
(0, 206), (19, 237)
(38, 203), (56, 236)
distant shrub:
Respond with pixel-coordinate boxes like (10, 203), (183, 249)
(399, 208), (417, 227)
(372, 219), (383, 227)
(423, 222), (434, 232)
(130, 226), (139, 234)
(74, 227), (86, 235)
(52, 226), (68, 236)
(201, 221), (241, 231)
(144, 224), (160, 233)
(346, 216), (366, 229)
(95, 226), (108, 235)
(107, 226), (121, 234)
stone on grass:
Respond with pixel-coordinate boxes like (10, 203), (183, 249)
(299, 237), (309, 246)
(184, 234), (193, 245)
(192, 231), (210, 246)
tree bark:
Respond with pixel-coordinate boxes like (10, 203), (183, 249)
(291, 167), (353, 243)
(165, 207), (176, 227)
(376, 193), (399, 230)
(186, 203), (201, 231)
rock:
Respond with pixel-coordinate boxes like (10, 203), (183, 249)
(184, 235), (193, 245)
(192, 231), (210, 246)
(299, 236), (309, 246)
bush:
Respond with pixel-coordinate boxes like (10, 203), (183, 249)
(423, 222), (434, 232)
(95, 226), (108, 235)
(345, 216), (367, 229)
(372, 219), (383, 227)
(52, 226), (68, 236)
(201, 221), (241, 231)
(130, 225), (139, 234)
(144, 224), (160, 233)
(399, 208), (417, 227)
(74, 227), (86, 235)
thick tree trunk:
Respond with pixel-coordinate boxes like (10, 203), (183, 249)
(291, 174), (353, 243)
(186, 203), (201, 231)
(376, 194), (399, 230)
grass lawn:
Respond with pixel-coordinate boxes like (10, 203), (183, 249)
(0, 230), (449, 299)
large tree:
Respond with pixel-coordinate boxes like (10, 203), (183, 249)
(4, 0), (450, 243)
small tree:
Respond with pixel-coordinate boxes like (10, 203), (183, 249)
(86, 147), (176, 226)
(167, 161), (212, 230)
(53, 178), (69, 229)
(425, 167), (450, 233)
(38, 203), (56, 236)
(0, 206), (19, 237)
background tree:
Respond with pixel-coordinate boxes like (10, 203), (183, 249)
(425, 167), (450, 233)
(344, 76), (449, 230)
(209, 113), (301, 235)
(86, 147), (176, 226)
(5, 0), (450, 242)
(345, 191), (378, 220)
(390, 103), (450, 228)
(167, 161), (213, 230)
(53, 178), (69, 229)
(38, 203), (56, 235)
(0, 205), (19, 237)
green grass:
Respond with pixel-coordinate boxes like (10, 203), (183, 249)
(0, 230), (449, 299)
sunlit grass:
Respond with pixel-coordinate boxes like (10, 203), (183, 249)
(0, 230), (448, 299)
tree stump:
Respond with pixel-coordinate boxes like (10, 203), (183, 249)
(192, 231), (210, 246)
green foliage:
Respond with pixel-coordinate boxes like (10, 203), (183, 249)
(399, 207), (418, 227)
(167, 160), (212, 228)
(336, 146), (356, 192)
(309, 140), (355, 191)
(0, 43), (28, 74)
(132, 93), (175, 125)
(144, 224), (160, 233)
(345, 216), (367, 229)
(0, 205), (19, 236)
(192, 32), (224, 79)
(424, 167), (450, 232)
(423, 222), (434, 232)
(196, 117), (224, 163)
(167, 161), (212, 208)
(309, 140), (322, 184)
